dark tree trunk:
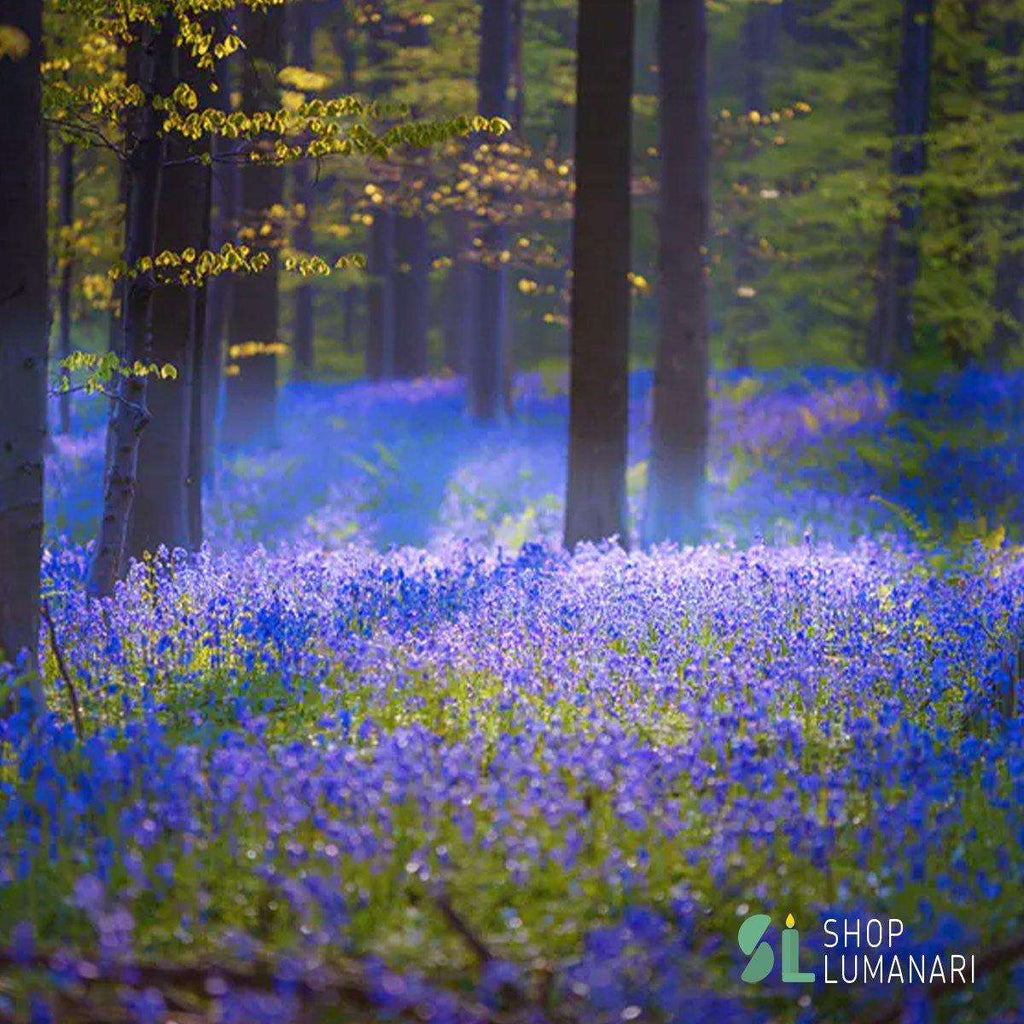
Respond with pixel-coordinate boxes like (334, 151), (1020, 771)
(201, 35), (237, 480)
(366, 209), (396, 378)
(365, 2), (396, 380)
(222, 4), (284, 446)
(187, 160), (212, 551)
(341, 286), (358, 354)
(88, 14), (174, 597)
(57, 142), (75, 434)
(872, 0), (935, 372)
(443, 212), (476, 373)
(290, 172), (316, 377)
(127, 45), (209, 560)
(290, 0), (316, 379)
(564, 0), (634, 548)
(511, 0), (525, 127)
(393, 214), (430, 377)
(329, 1), (359, 361)
(989, 20), (1023, 366)
(0, 0), (47, 700)
(645, 0), (710, 546)
(728, 0), (779, 370)
(469, 0), (514, 420)
(107, 43), (139, 357)
(332, 0), (358, 93)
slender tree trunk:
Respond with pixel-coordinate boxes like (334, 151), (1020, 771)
(443, 212), (476, 373)
(470, 0), (514, 420)
(222, 4), (284, 446)
(0, 0), (47, 702)
(332, 0), (358, 93)
(127, 46), (209, 560)
(872, 0), (935, 371)
(107, 43), (138, 357)
(511, 0), (525, 127)
(393, 213), (430, 377)
(290, 0), (316, 379)
(201, 33), (236, 480)
(187, 175), (211, 550)
(330, 1), (359, 362)
(989, 19), (1023, 366)
(342, 286), (358, 354)
(645, 0), (710, 546)
(365, 2), (396, 380)
(87, 15), (173, 597)
(57, 142), (75, 434)
(367, 209), (396, 378)
(564, 0), (634, 548)
(728, 0), (778, 370)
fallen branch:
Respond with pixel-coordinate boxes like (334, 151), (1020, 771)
(860, 927), (1024, 1024)
(429, 887), (495, 965)
(0, 946), (533, 1024)
(40, 600), (84, 740)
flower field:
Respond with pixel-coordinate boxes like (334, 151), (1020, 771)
(3, 372), (1023, 1023)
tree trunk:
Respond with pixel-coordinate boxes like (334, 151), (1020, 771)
(564, 0), (634, 548)
(366, 209), (396, 378)
(222, 4), (284, 446)
(57, 142), (75, 434)
(365, 2), (396, 380)
(87, 14), (173, 598)
(342, 285), (358, 354)
(989, 19), (1023, 366)
(728, 0), (778, 370)
(0, 0), (47, 702)
(127, 46), (209, 560)
(645, 0), (710, 546)
(469, 0), (514, 420)
(201, 33), (237, 480)
(443, 213), (476, 373)
(511, 0), (525, 127)
(290, 0), (316, 379)
(872, 0), (935, 371)
(107, 43), (138, 358)
(393, 213), (430, 377)
(187, 166), (211, 551)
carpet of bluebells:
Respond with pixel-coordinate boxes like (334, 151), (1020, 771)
(2, 370), (1023, 1023)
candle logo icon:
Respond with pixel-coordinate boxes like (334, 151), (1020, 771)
(738, 911), (817, 984)
(781, 912), (816, 983)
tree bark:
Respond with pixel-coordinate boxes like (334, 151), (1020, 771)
(564, 0), (634, 548)
(443, 212), (476, 373)
(107, 43), (138, 358)
(57, 142), (75, 434)
(87, 14), (174, 598)
(366, 209), (396, 378)
(364, 1), (396, 380)
(0, 0), (47, 703)
(127, 45), (208, 561)
(728, 0), (779, 370)
(469, 0), (514, 420)
(989, 19), (1023, 366)
(201, 32), (237, 480)
(290, 0), (316, 379)
(222, 4), (284, 446)
(187, 165), (211, 551)
(645, 0), (710, 546)
(872, 0), (935, 371)
(393, 213), (430, 377)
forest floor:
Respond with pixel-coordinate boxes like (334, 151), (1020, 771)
(2, 370), (1022, 1023)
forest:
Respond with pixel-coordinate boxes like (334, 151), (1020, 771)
(0, 0), (1022, 1021)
